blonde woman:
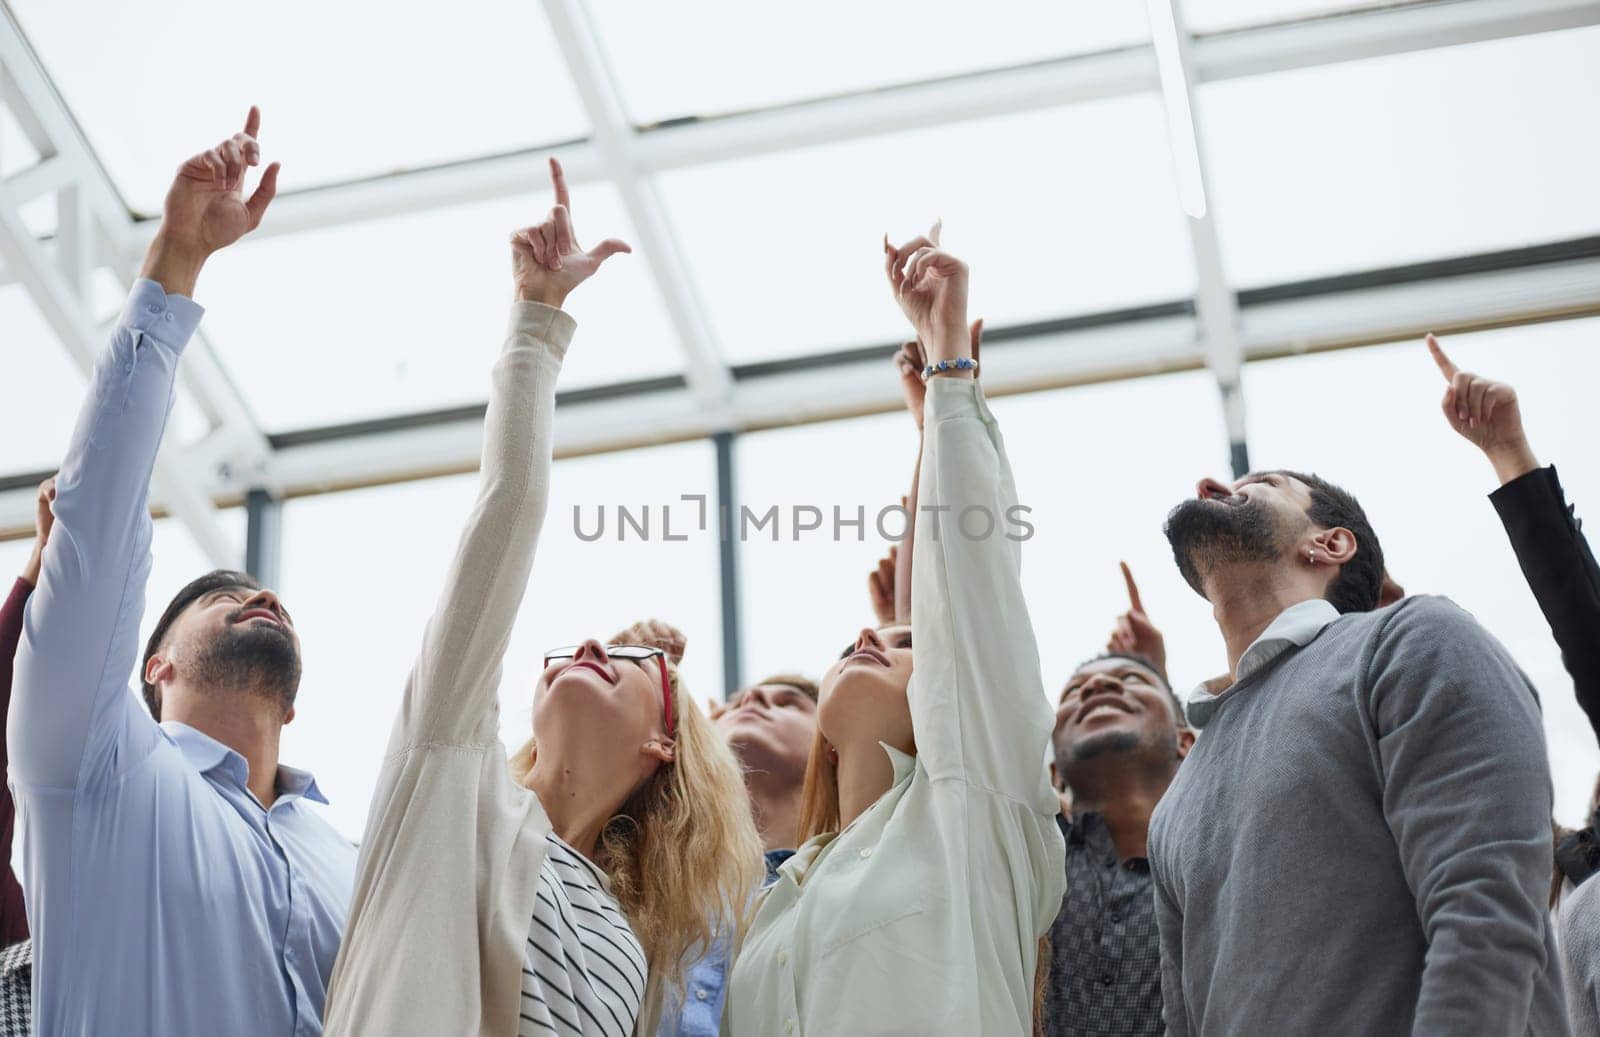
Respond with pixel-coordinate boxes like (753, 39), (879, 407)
(723, 229), (1067, 1035)
(323, 160), (762, 1037)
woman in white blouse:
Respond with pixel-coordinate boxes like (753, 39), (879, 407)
(322, 162), (763, 1037)
(723, 228), (1068, 1036)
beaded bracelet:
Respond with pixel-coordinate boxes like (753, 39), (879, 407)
(922, 357), (979, 380)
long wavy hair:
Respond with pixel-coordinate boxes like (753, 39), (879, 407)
(508, 626), (763, 1011)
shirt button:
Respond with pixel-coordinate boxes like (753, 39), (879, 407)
(146, 304), (161, 313)
(1110, 912), (1123, 924)
(1101, 972), (1114, 987)
(1104, 856), (1117, 869)
(165, 312), (175, 321)
(785, 1019), (796, 1034)
(777, 950), (789, 965)
(859, 848), (873, 860)
(695, 989), (707, 1001)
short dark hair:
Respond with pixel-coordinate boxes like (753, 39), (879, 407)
(1273, 470), (1384, 614)
(1070, 651), (1185, 726)
(754, 673), (819, 703)
(141, 569), (262, 719)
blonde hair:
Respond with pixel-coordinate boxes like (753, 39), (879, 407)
(509, 632), (764, 1010)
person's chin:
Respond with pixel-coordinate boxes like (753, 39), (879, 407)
(1067, 727), (1143, 762)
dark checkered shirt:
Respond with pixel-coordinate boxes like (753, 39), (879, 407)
(1042, 813), (1162, 1037)
(0, 939), (30, 1036)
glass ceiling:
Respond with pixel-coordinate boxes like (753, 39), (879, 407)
(197, 183), (678, 432)
(7, 0), (590, 214)
(591, 0), (1149, 126)
(1202, 25), (1600, 287)
(662, 92), (1196, 364)
(0, 2), (1594, 458)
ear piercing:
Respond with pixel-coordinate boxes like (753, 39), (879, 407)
(1308, 549), (1317, 564)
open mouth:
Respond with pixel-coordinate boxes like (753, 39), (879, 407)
(1076, 696), (1135, 724)
(566, 660), (615, 683)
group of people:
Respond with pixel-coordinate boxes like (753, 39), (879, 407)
(0, 110), (1596, 1037)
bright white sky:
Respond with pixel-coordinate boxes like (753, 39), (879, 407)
(1, 5), (1599, 848)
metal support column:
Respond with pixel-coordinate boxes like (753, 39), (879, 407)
(713, 431), (742, 701)
(244, 487), (283, 588)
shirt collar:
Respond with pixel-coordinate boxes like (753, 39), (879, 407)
(1184, 598), (1340, 729)
(764, 848), (795, 885)
(881, 742), (917, 784)
(161, 721), (329, 805)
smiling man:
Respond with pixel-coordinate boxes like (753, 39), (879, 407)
(8, 111), (355, 1036)
(1044, 652), (1191, 1036)
(1147, 469), (1567, 1035)
(656, 671), (818, 1037)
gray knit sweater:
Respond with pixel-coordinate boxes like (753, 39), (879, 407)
(1149, 595), (1568, 1036)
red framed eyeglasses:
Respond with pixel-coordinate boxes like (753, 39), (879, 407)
(543, 644), (674, 739)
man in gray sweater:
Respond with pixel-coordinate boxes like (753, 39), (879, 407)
(1149, 468), (1567, 1036)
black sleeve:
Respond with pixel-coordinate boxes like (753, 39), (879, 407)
(1490, 464), (1600, 744)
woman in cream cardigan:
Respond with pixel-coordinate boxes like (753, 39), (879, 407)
(322, 160), (762, 1037)
(722, 228), (1067, 1036)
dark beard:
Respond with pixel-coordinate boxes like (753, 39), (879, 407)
(1164, 495), (1290, 596)
(1063, 729), (1142, 766)
(191, 617), (301, 716)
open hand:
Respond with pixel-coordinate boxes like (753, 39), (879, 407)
(511, 158), (632, 308)
(884, 221), (971, 370)
(1106, 561), (1168, 678)
(1427, 334), (1538, 484)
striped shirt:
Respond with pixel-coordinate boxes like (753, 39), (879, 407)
(520, 835), (645, 1037)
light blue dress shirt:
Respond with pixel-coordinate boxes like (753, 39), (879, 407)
(7, 280), (356, 1036)
(660, 850), (793, 1037)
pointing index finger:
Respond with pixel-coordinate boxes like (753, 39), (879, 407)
(244, 105), (261, 139)
(1426, 334), (1458, 381)
(1120, 561), (1145, 613)
(550, 157), (571, 211)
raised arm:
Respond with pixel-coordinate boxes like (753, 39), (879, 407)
(1428, 334), (1600, 740)
(393, 159), (630, 748)
(10, 111), (275, 791)
(888, 321), (980, 626)
(1369, 596), (1556, 1034)
(0, 478), (51, 945)
(884, 225), (1053, 802)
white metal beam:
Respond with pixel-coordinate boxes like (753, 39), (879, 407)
(1147, 0), (1250, 473)
(129, 0), (1600, 245)
(5, 246), (1592, 537)
(538, 0), (734, 415)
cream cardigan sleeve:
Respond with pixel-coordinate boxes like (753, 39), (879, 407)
(389, 301), (574, 750)
(323, 302), (573, 1037)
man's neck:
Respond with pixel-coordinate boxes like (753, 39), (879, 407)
(166, 698), (285, 809)
(1205, 566), (1323, 678)
(746, 770), (803, 853)
(1066, 760), (1175, 862)
(527, 749), (639, 862)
